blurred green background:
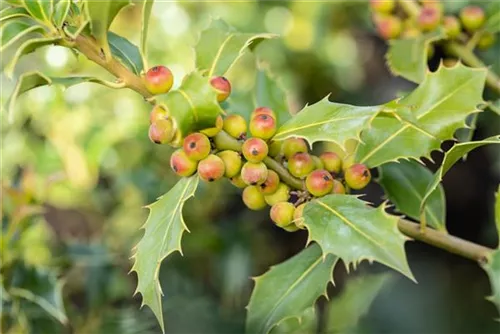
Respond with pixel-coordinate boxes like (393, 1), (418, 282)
(1, 1), (500, 333)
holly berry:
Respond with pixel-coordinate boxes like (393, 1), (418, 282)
(344, 163), (371, 190)
(259, 170), (280, 195)
(230, 174), (247, 189)
(443, 16), (461, 39)
(268, 141), (282, 157)
(217, 150), (242, 178)
(375, 15), (402, 40)
(264, 183), (290, 206)
(149, 105), (169, 124)
(183, 132), (211, 161)
(242, 138), (269, 163)
(149, 119), (175, 144)
(320, 152), (342, 174)
(210, 76), (231, 102)
(478, 32), (496, 50)
(293, 203), (306, 229)
(460, 6), (485, 32)
(241, 162), (268, 186)
(288, 153), (314, 178)
(306, 169), (334, 197)
(144, 65), (173, 95)
(282, 137), (308, 160)
(443, 58), (458, 67)
(369, 0), (395, 14)
(270, 202), (295, 227)
(402, 27), (421, 39)
(418, 6), (441, 31)
(251, 106), (277, 120)
(223, 114), (247, 139)
(332, 179), (346, 194)
(201, 115), (223, 137)
(197, 154), (225, 182)
(312, 156), (324, 170)
(242, 185), (267, 210)
(249, 113), (277, 140)
(282, 224), (299, 232)
(170, 149), (197, 177)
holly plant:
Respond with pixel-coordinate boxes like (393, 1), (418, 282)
(2, 0), (500, 333)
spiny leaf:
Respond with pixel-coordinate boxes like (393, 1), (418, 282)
(325, 273), (393, 333)
(273, 97), (381, 150)
(271, 307), (317, 334)
(20, 0), (53, 25)
(489, 99), (500, 116)
(246, 244), (338, 334)
(52, 0), (71, 29)
(108, 31), (144, 75)
(378, 160), (446, 231)
(0, 6), (31, 22)
(354, 64), (487, 168)
(386, 29), (446, 83)
(0, 17), (45, 52)
(195, 18), (276, 77)
(482, 251), (500, 319)
(140, 0), (154, 68)
(304, 195), (414, 280)
(131, 176), (199, 333)
(420, 136), (500, 219)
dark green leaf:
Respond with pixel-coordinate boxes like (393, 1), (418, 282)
(131, 176), (199, 333)
(195, 18), (276, 77)
(140, 0), (154, 66)
(246, 244), (338, 334)
(378, 160), (446, 231)
(0, 18), (45, 51)
(304, 195), (414, 280)
(108, 31), (144, 75)
(488, 99), (500, 116)
(52, 0), (70, 29)
(0, 6), (31, 22)
(20, 0), (53, 24)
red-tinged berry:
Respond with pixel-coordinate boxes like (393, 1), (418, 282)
(251, 106), (277, 120)
(223, 114), (247, 139)
(230, 174), (247, 189)
(210, 76), (231, 102)
(259, 170), (280, 195)
(282, 137), (308, 160)
(144, 65), (173, 95)
(293, 203), (306, 229)
(217, 150), (242, 178)
(201, 115), (223, 137)
(183, 132), (211, 161)
(270, 202), (295, 227)
(306, 169), (334, 197)
(288, 153), (314, 179)
(242, 185), (267, 210)
(149, 105), (169, 124)
(370, 0), (395, 14)
(344, 163), (371, 190)
(242, 138), (269, 163)
(443, 16), (461, 39)
(241, 162), (268, 186)
(376, 16), (402, 40)
(460, 6), (485, 32)
(478, 32), (496, 50)
(418, 6), (441, 31)
(198, 154), (225, 182)
(332, 179), (346, 194)
(264, 183), (290, 206)
(149, 119), (175, 144)
(249, 113), (277, 140)
(320, 152), (342, 174)
(170, 149), (197, 177)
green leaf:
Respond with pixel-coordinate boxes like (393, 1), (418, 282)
(325, 273), (393, 333)
(140, 0), (153, 67)
(304, 195), (414, 280)
(495, 186), (500, 243)
(20, 0), (53, 24)
(271, 307), (317, 334)
(420, 136), (500, 219)
(455, 113), (479, 144)
(254, 67), (291, 127)
(52, 0), (71, 29)
(273, 97), (380, 150)
(0, 6), (31, 22)
(84, 0), (130, 61)
(386, 29), (446, 83)
(246, 244), (338, 334)
(378, 160), (446, 231)
(108, 31), (144, 75)
(488, 99), (500, 116)
(131, 176), (199, 333)
(156, 71), (224, 146)
(195, 19), (276, 77)
(0, 18), (45, 52)
(482, 250), (500, 319)
(485, 2), (500, 33)
(354, 64), (487, 167)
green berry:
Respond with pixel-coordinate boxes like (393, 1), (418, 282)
(197, 154), (225, 182)
(460, 6), (485, 32)
(293, 203), (306, 229)
(144, 65), (173, 95)
(344, 163), (371, 190)
(268, 141), (282, 157)
(264, 183), (290, 206)
(320, 152), (342, 174)
(270, 202), (295, 227)
(370, 0), (395, 14)
(249, 113), (277, 140)
(306, 169), (334, 197)
(223, 114), (247, 139)
(443, 16), (461, 39)
(282, 224), (299, 232)
(242, 185), (267, 210)
(251, 106), (277, 120)
(418, 6), (441, 31)
(201, 115), (223, 137)
(149, 119), (175, 144)
(242, 138), (269, 163)
(259, 170), (280, 195)
(149, 105), (169, 124)
(443, 58), (458, 67)
(210, 76), (231, 102)
(312, 156), (324, 170)
(478, 32), (496, 50)
(183, 132), (211, 161)
(282, 137), (308, 160)
(376, 15), (402, 40)
(217, 150), (242, 178)
(230, 174), (247, 189)
(332, 179), (346, 194)
(241, 162), (268, 186)
(170, 149), (197, 177)
(287, 153), (314, 178)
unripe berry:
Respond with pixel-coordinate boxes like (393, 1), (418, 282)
(312, 156), (324, 170)
(344, 163), (371, 190)
(249, 114), (277, 140)
(443, 58), (458, 68)
(149, 119), (175, 144)
(282, 224), (299, 232)
(418, 6), (441, 31)
(460, 6), (485, 32)
(332, 179), (346, 194)
(242, 185), (267, 210)
(306, 170), (334, 197)
(268, 141), (282, 157)
(251, 107), (277, 120)
(230, 174), (247, 189)
(288, 153), (314, 179)
(370, 0), (395, 14)
(402, 27), (421, 39)
(282, 137), (308, 160)
(170, 149), (197, 177)
(150, 105), (169, 124)
(443, 16), (461, 39)
(183, 133), (211, 161)
(210, 76), (231, 102)
(201, 115), (223, 137)
(376, 15), (402, 40)
(264, 183), (290, 206)
(478, 32), (496, 50)
(217, 150), (242, 178)
(241, 162), (268, 186)
(320, 152), (342, 174)
(197, 154), (225, 182)
(223, 114), (247, 139)
(242, 138), (269, 163)
(259, 170), (280, 195)
(144, 65), (173, 95)
(270, 202), (295, 227)
(293, 203), (306, 229)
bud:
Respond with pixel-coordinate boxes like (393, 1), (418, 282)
(242, 185), (267, 210)
(344, 163), (371, 190)
(332, 179), (346, 194)
(443, 16), (461, 39)
(259, 170), (280, 195)
(418, 6), (442, 31)
(251, 106), (277, 120)
(478, 32), (496, 50)
(370, 0), (395, 14)
(249, 113), (277, 140)
(183, 132), (211, 161)
(242, 138), (269, 163)
(197, 154), (225, 182)
(270, 202), (295, 228)
(320, 152), (342, 174)
(460, 6), (485, 32)
(149, 105), (169, 124)
(144, 65), (173, 95)
(201, 115), (223, 137)
(282, 137), (308, 160)
(264, 183), (290, 206)
(375, 15), (402, 40)
(217, 150), (243, 178)
(223, 114), (247, 139)
(241, 162), (268, 186)
(287, 153), (315, 178)
(306, 169), (334, 197)
(149, 119), (175, 144)
(210, 76), (231, 102)
(170, 149), (198, 177)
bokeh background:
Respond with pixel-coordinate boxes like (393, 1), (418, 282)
(1, 1), (500, 333)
